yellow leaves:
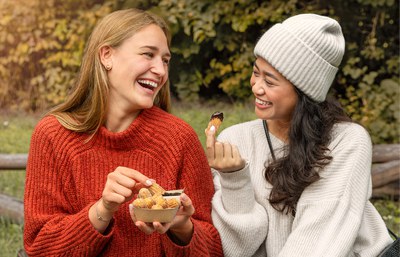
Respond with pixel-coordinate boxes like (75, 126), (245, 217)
(342, 57), (369, 80)
(0, 0), (110, 112)
(0, 15), (12, 26)
(6, 33), (14, 45)
(210, 59), (232, 76)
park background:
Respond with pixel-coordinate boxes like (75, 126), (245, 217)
(0, 0), (399, 256)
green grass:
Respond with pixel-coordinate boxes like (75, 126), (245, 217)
(172, 99), (257, 146)
(0, 217), (24, 257)
(0, 112), (40, 153)
(0, 102), (398, 256)
(0, 112), (37, 257)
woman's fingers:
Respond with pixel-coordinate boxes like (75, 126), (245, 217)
(114, 166), (152, 188)
(231, 145), (246, 170)
(180, 193), (194, 215)
(153, 222), (171, 234)
(130, 203), (171, 234)
(102, 167), (153, 211)
(205, 125), (243, 172)
(209, 142), (245, 172)
(135, 221), (156, 235)
(205, 126), (216, 162)
(214, 142), (224, 160)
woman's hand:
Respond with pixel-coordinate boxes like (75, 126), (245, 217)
(129, 193), (195, 245)
(102, 166), (152, 214)
(90, 166), (151, 233)
(205, 126), (245, 173)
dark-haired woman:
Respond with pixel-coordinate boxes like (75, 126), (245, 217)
(205, 13), (393, 257)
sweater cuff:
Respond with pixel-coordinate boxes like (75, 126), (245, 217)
(81, 204), (115, 249)
(161, 219), (222, 256)
(161, 219), (196, 256)
(217, 162), (256, 213)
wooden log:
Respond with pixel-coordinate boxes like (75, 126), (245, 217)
(0, 153), (27, 170)
(372, 181), (400, 200)
(0, 193), (24, 224)
(372, 144), (400, 163)
(17, 249), (28, 257)
(371, 160), (400, 188)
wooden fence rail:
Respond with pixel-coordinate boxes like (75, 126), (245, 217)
(0, 144), (399, 224)
(0, 153), (28, 170)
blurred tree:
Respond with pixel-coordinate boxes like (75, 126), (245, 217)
(0, 0), (113, 111)
(0, 0), (398, 143)
(327, 0), (399, 143)
(150, 0), (399, 143)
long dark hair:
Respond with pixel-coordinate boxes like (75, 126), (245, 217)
(265, 88), (352, 215)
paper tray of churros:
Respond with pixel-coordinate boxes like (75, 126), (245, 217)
(132, 183), (183, 223)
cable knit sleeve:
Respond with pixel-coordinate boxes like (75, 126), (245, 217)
(24, 118), (112, 256)
(278, 123), (392, 257)
(160, 124), (223, 257)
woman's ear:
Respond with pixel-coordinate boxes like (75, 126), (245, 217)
(99, 45), (113, 70)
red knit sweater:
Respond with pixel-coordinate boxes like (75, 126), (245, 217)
(24, 106), (223, 257)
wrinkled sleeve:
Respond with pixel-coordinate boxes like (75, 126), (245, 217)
(24, 121), (112, 256)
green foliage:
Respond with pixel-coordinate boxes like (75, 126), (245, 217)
(332, 0), (399, 144)
(0, 0), (398, 144)
(154, 0), (399, 143)
(372, 199), (400, 234)
(155, 0), (318, 101)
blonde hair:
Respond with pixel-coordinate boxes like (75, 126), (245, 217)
(49, 8), (171, 134)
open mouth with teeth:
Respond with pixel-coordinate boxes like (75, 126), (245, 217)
(255, 97), (272, 106)
(138, 79), (158, 91)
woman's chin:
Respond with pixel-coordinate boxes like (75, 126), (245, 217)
(255, 108), (270, 120)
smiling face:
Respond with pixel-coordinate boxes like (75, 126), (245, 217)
(250, 57), (298, 123)
(102, 24), (171, 117)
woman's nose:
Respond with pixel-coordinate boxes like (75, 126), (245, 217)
(151, 58), (167, 77)
(252, 80), (265, 95)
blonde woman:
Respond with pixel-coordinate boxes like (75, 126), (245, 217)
(24, 9), (222, 256)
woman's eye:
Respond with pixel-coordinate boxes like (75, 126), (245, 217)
(264, 79), (273, 86)
(143, 52), (154, 58)
(253, 70), (259, 76)
(163, 58), (170, 65)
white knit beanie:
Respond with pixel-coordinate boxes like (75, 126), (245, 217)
(254, 13), (345, 102)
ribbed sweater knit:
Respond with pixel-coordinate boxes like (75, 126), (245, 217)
(24, 106), (223, 257)
(211, 119), (393, 257)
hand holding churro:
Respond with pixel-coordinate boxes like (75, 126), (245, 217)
(205, 111), (245, 173)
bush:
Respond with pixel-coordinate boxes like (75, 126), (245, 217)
(0, 0), (398, 143)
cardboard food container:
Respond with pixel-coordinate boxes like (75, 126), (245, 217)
(133, 189), (183, 223)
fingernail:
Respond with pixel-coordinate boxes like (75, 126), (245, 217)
(210, 125), (215, 132)
(129, 204), (133, 212)
(145, 179), (152, 186)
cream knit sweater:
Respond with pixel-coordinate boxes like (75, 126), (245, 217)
(211, 119), (393, 257)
